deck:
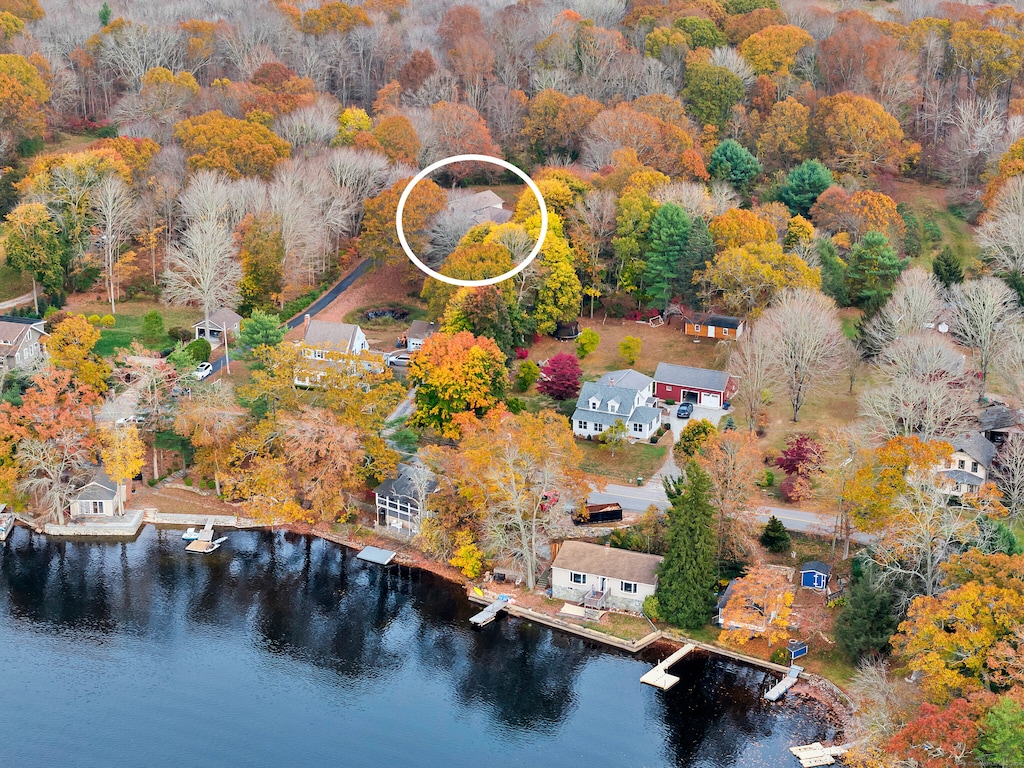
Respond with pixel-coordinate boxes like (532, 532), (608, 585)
(639, 644), (695, 690)
(356, 546), (396, 566)
(789, 743), (848, 767)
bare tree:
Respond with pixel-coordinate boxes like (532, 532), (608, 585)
(654, 182), (715, 221)
(844, 658), (907, 767)
(710, 46), (755, 89)
(820, 424), (870, 559)
(977, 176), (1024, 281)
(994, 433), (1024, 521)
(761, 289), (846, 422)
(163, 217), (241, 330)
(859, 267), (943, 357)
(274, 97), (341, 158)
(17, 433), (92, 525)
(859, 374), (974, 442)
(728, 322), (776, 431)
(948, 276), (1022, 400)
(996, 319), (1024, 404)
(91, 174), (139, 315)
(425, 195), (477, 266)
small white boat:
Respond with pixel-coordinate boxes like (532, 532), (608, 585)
(182, 527), (200, 541)
(185, 523), (227, 554)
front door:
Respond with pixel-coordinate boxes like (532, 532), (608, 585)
(599, 577), (606, 592)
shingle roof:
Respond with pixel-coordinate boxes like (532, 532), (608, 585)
(687, 313), (743, 329)
(449, 190), (504, 212)
(801, 561), (831, 576)
(303, 319), (363, 352)
(192, 308), (241, 330)
(979, 404), (1020, 432)
(75, 468), (118, 501)
(374, 464), (438, 501)
(653, 362), (730, 393)
(577, 381), (638, 414)
(939, 469), (984, 486)
(952, 432), (997, 467)
(629, 405), (663, 424)
(596, 369), (653, 391)
(552, 541), (662, 586)
(572, 408), (627, 427)
(407, 320), (437, 341)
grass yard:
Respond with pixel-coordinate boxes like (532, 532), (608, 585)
(577, 439), (667, 484)
(68, 298), (199, 358)
(881, 177), (981, 272)
(0, 244), (34, 302)
(584, 612), (655, 642)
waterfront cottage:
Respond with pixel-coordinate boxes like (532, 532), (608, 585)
(653, 362), (735, 410)
(0, 316), (47, 374)
(571, 369), (662, 441)
(374, 464), (438, 535)
(69, 467), (125, 518)
(193, 308), (242, 346)
(550, 541), (662, 613)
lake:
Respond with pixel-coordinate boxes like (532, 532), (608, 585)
(0, 527), (837, 767)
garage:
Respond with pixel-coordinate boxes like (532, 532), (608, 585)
(653, 363), (734, 410)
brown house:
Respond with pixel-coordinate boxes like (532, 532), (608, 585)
(682, 313), (745, 341)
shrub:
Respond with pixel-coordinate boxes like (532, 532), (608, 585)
(514, 360), (541, 392)
(758, 469), (775, 487)
(576, 327), (600, 358)
(142, 311), (164, 343)
(87, 313), (101, 325)
(779, 474), (812, 503)
(642, 595), (661, 622)
(168, 326), (192, 343)
(100, 314), (115, 327)
(514, 347), (529, 360)
(619, 335), (642, 365)
(184, 477), (193, 486)
(769, 647), (790, 665)
(185, 338), (212, 363)
(506, 397), (524, 414)
(664, 399), (676, 406)
(147, 478), (158, 487)
(538, 353), (583, 400)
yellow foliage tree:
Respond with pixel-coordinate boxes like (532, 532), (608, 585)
(739, 24), (814, 76)
(709, 208), (777, 250)
(173, 110), (291, 179)
(47, 314), (111, 393)
(695, 241), (821, 316)
(718, 565), (795, 647)
(99, 424), (145, 515)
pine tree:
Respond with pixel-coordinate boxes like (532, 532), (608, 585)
(778, 159), (833, 217)
(932, 245), (964, 288)
(845, 230), (904, 311)
(834, 569), (898, 661)
(759, 516), (791, 553)
(680, 217), (713, 308)
(656, 463), (718, 629)
(643, 203), (692, 309)
(238, 310), (284, 354)
(98, 1), (111, 26)
(708, 139), (761, 196)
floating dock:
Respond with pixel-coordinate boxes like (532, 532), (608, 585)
(765, 664), (803, 701)
(469, 597), (509, 627)
(0, 507), (14, 541)
(356, 546), (396, 566)
(185, 524), (226, 554)
(640, 643), (695, 690)
(790, 743), (848, 767)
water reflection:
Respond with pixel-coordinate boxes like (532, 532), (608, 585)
(0, 526), (834, 768)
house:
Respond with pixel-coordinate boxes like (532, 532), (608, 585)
(193, 308), (242, 344)
(403, 320), (437, 351)
(937, 431), (997, 495)
(653, 362), (735, 409)
(374, 464), (438, 534)
(69, 467), (125, 518)
(978, 403), (1023, 447)
(800, 561), (831, 591)
(571, 369), (662, 441)
(682, 313), (745, 341)
(0, 316), (47, 372)
(300, 316), (369, 356)
(550, 540), (662, 612)
(449, 190), (513, 226)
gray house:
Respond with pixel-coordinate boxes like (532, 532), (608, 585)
(69, 467), (125, 518)
(449, 190), (512, 226)
(0, 316), (47, 372)
(374, 464), (438, 534)
(193, 308), (242, 344)
(404, 320), (437, 352)
(551, 541), (661, 613)
(572, 369), (662, 441)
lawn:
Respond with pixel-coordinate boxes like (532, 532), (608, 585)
(880, 177), (981, 272)
(584, 612), (655, 642)
(577, 439), (668, 484)
(69, 299), (200, 358)
(0, 244), (33, 302)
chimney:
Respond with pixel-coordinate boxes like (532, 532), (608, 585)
(303, 313), (311, 336)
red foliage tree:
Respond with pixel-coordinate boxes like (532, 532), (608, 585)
(538, 353), (583, 401)
(884, 699), (985, 768)
(776, 433), (825, 478)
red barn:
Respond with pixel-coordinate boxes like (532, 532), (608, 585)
(653, 362), (735, 409)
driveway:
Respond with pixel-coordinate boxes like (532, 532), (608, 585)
(665, 403), (727, 441)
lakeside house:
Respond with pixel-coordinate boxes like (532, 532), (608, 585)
(682, 313), (745, 341)
(449, 190), (512, 226)
(0, 316), (47, 373)
(69, 467), (125, 518)
(193, 308), (242, 346)
(550, 541), (662, 613)
(936, 432), (997, 496)
(374, 464), (438, 534)
(653, 363), (735, 409)
(571, 369), (662, 441)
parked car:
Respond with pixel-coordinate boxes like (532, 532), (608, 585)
(193, 362), (214, 380)
(676, 402), (694, 419)
(386, 352), (412, 367)
(115, 415), (146, 425)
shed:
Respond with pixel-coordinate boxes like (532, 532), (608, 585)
(682, 313), (745, 340)
(788, 639), (808, 660)
(800, 561), (831, 591)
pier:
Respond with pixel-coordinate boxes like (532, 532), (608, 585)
(789, 743), (848, 767)
(469, 597), (510, 627)
(639, 644), (695, 690)
(764, 665), (802, 701)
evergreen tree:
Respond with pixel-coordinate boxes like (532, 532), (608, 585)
(643, 203), (692, 309)
(817, 238), (850, 306)
(834, 568), (898, 661)
(778, 159), (833, 217)
(99, 1), (111, 25)
(656, 463), (718, 629)
(932, 245), (964, 288)
(238, 310), (284, 353)
(680, 217), (714, 308)
(845, 231), (904, 311)
(759, 516), (791, 553)
(708, 139), (762, 196)
(141, 310), (164, 345)
(977, 696), (1024, 767)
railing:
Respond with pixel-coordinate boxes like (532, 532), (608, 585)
(583, 589), (609, 609)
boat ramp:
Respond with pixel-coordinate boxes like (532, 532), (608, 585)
(639, 644), (695, 690)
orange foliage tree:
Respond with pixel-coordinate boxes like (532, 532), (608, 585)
(173, 110), (291, 179)
(812, 92), (913, 175)
(739, 24), (814, 76)
(718, 564), (795, 647)
(358, 177), (446, 266)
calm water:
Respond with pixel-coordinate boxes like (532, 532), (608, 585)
(0, 527), (835, 768)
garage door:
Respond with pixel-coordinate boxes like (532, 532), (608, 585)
(701, 393), (721, 408)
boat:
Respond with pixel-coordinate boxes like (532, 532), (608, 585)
(0, 505), (14, 542)
(184, 523), (226, 554)
(182, 527), (200, 541)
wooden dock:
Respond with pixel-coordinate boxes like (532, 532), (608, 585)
(640, 643), (695, 690)
(765, 664), (802, 701)
(790, 743), (848, 767)
(469, 597), (509, 627)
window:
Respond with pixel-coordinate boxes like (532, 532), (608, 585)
(972, 461), (979, 473)
(595, 423), (604, 433)
(693, 324), (701, 333)
(589, 397), (600, 410)
(958, 459), (966, 470)
(621, 581), (637, 594)
(608, 400), (618, 413)
(722, 328), (730, 336)
(577, 420), (588, 431)
(632, 422), (643, 433)
(571, 572), (587, 585)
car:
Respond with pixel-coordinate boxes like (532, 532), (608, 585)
(115, 415), (146, 425)
(676, 402), (694, 419)
(387, 352), (413, 367)
(193, 362), (214, 380)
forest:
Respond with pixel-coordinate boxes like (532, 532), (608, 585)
(1, 0), (1024, 763)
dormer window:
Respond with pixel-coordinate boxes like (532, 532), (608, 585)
(589, 397), (600, 410)
(608, 400), (619, 413)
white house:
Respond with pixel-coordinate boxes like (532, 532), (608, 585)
(449, 190), (513, 226)
(0, 316), (47, 372)
(294, 316), (372, 386)
(403, 320), (437, 351)
(937, 432), (997, 496)
(69, 467), (125, 518)
(373, 464), (438, 535)
(551, 541), (661, 613)
(193, 308), (242, 345)
(571, 369), (662, 441)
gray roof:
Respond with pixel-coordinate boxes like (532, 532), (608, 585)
(407, 320), (437, 341)
(449, 190), (504, 212)
(552, 541), (662, 586)
(596, 369), (652, 391)
(303, 319), (363, 352)
(193, 308), (241, 330)
(979, 404), (1020, 432)
(952, 432), (997, 467)
(577, 381), (639, 414)
(75, 468), (118, 501)
(571, 408), (628, 427)
(0, 318), (45, 358)
(374, 464), (438, 502)
(939, 469), (984, 486)
(630, 405), (663, 424)
(654, 362), (730, 393)
(687, 313), (743, 329)
(801, 561), (831, 575)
